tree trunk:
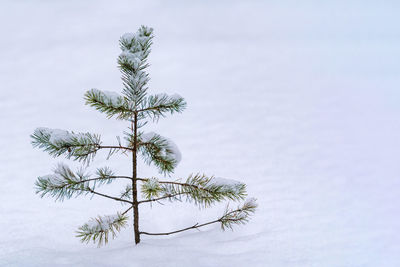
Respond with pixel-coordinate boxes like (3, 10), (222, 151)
(132, 112), (140, 244)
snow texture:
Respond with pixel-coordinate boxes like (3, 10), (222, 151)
(141, 132), (182, 163)
(120, 33), (136, 45)
(243, 197), (257, 208)
(120, 26), (153, 47)
(119, 27), (153, 67)
(1, 1), (400, 267)
(164, 138), (181, 164)
(119, 51), (142, 69)
(140, 132), (158, 143)
(39, 163), (78, 186)
(128, 70), (149, 87)
(169, 93), (182, 101)
(208, 177), (243, 194)
(84, 214), (121, 232)
(40, 174), (65, 186)
(89, 88), (124, 107)
(35, 127), (85, 145)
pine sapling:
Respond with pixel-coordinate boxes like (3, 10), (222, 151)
(31, 25), (257, 246)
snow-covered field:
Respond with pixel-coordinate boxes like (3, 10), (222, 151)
(1, 1), (400, 266)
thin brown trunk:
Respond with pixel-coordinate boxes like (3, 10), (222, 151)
(132, 112), (140, 244)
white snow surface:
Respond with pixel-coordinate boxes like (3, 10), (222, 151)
(1, 1), (400, 267)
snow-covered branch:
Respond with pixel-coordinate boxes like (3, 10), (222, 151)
(84, 89), (134, 120)
(137, 132), (181, 174)
(118, 26), (153, 105)
(35, 163), (90, 201)
(137, 93), (186, 121)
(31, 127), (136, 164)
(139, 174), (247, 207)
(35, 163), (132, 203)
(31, 127), (102, 164)
(77, 213), (128, 247)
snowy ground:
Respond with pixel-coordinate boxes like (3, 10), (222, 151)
(1, 0), (400, 266)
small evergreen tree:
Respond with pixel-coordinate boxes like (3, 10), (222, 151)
(31, 26), (257, 246)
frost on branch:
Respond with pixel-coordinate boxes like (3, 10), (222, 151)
(31, 127), (101, 163)
(35, 164), (118, 201)
(120, 26), (153, 52)
(208, 177), (245, 196)
(92, 89), (124, 107)
(138, 93), (187, 121)
(140, 175), (247, 208)
(141, 132), (182, 163)
(36, 127), (86, 144)
(84, 89), (134, 120)
(77, 213), (128, 247)
(118, 26), (153, 104)
(35, 163), (90, 201)
(118, 26), (186, 116)
(138, 132), (182, 174)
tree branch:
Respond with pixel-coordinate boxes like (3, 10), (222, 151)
(73, 176), (132, 186)
(139, 178), (214, 193)
(98, 145), (134, 151)
(86, 188), (134, 205)
(139, 208), (248, 236)
(138, 178), (200, 188)
(138, 192), (187, 204)
(122, 206), (133, 215)
(139, 220), (219, 236)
